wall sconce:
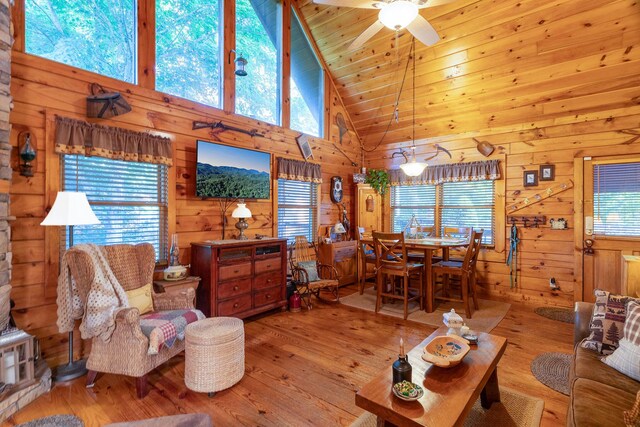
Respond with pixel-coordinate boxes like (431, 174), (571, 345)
(228, 50), (248, 76)
(18, 131), (36, 177)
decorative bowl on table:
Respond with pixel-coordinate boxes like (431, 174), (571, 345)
(163, 265), (187, 281)
(392, 380), (424, 401)
(421, 335), (471, 368)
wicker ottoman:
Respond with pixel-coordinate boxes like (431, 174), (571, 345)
(185, 317), (245, 395)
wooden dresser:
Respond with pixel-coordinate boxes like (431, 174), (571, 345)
(190, 238), (288, 318)
(317, 240), (357, 286)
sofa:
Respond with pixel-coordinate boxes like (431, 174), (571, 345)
(568, 302), (640, 426)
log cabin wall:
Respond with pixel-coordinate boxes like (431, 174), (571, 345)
(294, 0), (640, 309)
(0, 0), (11, 297)
(8, 15), (362, 365)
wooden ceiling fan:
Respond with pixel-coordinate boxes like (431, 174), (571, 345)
(313, 0), (456, 50)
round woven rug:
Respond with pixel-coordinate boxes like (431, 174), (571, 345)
(534, 307), (574, 323)
(530, 352), (572, 395)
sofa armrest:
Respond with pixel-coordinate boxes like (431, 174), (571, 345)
(574, 301), (594, 346)
(152, 287), (196, 311)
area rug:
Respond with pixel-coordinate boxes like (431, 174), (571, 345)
(534, 306), (574, 324)
(530, 352), (572, 395)
(16, 414), (84, 427)
(350, 386), (544, 427)
(340, 288), (510, 332)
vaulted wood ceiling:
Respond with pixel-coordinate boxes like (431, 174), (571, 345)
(295, 0), (640, 148)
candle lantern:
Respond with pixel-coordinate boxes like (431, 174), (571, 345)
(0, 328), (35, 390)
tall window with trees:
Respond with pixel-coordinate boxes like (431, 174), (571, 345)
(156, 0), (222, 108)
(62, 155), (169, 262)
(277, 179), (317, 244)
(25, 0), (137, 83)
(235, 0), (281, 124)
(290, 9), (323, 137)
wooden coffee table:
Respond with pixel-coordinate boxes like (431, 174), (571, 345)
(355, 326), (507, 427)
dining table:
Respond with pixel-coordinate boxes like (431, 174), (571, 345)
(360, 236), (469, 312)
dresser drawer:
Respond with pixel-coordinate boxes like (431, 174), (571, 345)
(217, 294), (252, 316)
(254, 272), (282, 290)
(219, 262), (252, 281)
(254, 286), (282, 308)
(218, 278), (252, 299)
(255, 258), (280, 274)
(335, 246), (356, 261)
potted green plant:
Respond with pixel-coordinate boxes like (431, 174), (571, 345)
(365, 169), (389, 196)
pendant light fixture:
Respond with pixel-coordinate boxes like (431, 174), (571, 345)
(399, 38), (428, 177)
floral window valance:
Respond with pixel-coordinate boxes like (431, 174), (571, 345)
(276, 157), (322, 183)
(389, 159), (501, 186)
(55, 116), (173, 166)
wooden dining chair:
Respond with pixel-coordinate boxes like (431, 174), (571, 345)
(431, 230), (483, 318)
(357, 228), (376, 295)
(440, 226), (474, 263)
(372, 231), (423, 320)
(407, 225), (436, 262)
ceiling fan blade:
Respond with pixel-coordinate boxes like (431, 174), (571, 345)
(348, 20), (385, 50)
(406, 15), (440, 46)
(313, 0), (380, 9)
(417, 0), (458, 8)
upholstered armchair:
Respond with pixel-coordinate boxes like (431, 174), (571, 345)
(66, 243), (197, 398)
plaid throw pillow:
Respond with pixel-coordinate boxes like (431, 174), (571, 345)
(582, 290), (639, 355)
(603, 301), (640, 382)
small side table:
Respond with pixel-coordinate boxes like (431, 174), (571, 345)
(153, 276), (201, 295)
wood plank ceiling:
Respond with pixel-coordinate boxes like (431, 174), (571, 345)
(295, 0), (640, 149)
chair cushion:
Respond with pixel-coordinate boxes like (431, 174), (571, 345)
(569, 378), (636, 427)
(297, 260), (320, 282)
(139, 309), (205, 355)
(573, 343), (640, 394)
(125, 283), (154, 315)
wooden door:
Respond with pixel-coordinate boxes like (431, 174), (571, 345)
(582, 156), (640, 302)
(355, 184), (381, 235)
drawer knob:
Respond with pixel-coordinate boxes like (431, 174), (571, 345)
(233, 285), (239, 291)
(266, 294), (271, 299)
(233, 303), (239, 308)
(234, 270), (239, 274)
(267, 279), (272, 283)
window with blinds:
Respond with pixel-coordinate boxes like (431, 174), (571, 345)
(593, 161), (640, 237)
(62, 155), (169, 262)
(441, 181), (495, 245)
(391, 180), (495, 245)
(390, 185), (436, 233)
(277, 178), (318, 244)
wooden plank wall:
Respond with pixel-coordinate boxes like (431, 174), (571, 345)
(367, 113), (640, 309)
(9, 51), (362, 365)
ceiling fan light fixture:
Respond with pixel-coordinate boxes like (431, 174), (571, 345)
(379, 1), (419, 30)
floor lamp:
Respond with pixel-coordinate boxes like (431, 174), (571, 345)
(41, 191), (100, 382)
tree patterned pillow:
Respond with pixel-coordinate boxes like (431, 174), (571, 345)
(582, 289), (639, 355)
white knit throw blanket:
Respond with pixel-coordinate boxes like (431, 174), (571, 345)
(57, 244), (129, 341)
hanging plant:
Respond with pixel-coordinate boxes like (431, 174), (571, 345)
(365, 169), (389, 196)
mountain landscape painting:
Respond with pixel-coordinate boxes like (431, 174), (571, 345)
(196, 140), (271, 199)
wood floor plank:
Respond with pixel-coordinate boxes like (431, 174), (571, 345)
(2, 284), (573, 427)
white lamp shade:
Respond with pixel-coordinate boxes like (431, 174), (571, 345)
(379, 1), (419, 30)
(41, 191), (100, 226)
(232, 203), (252, 219)
(399, 161), (428, 177)
(333, 223), (346, 234)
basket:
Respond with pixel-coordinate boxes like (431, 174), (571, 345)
(86, 83), (132, 119)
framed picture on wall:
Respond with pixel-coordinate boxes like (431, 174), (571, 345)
(539, 164), (555, 181)
(523, 170), (538, 187)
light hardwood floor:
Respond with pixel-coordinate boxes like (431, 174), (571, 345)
(3, 285), (573, 426)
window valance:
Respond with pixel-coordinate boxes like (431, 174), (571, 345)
(389, 159), (501, 186)
(55, 116), (173, 166)
(276, 157), (322, 183)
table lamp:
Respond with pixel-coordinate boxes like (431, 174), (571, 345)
(232, 202), (252, 240)
(41, 191), (100, 382)
(333, 222), (346, 241)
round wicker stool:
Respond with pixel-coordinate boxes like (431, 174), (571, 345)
(185, 317), (245, 396)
